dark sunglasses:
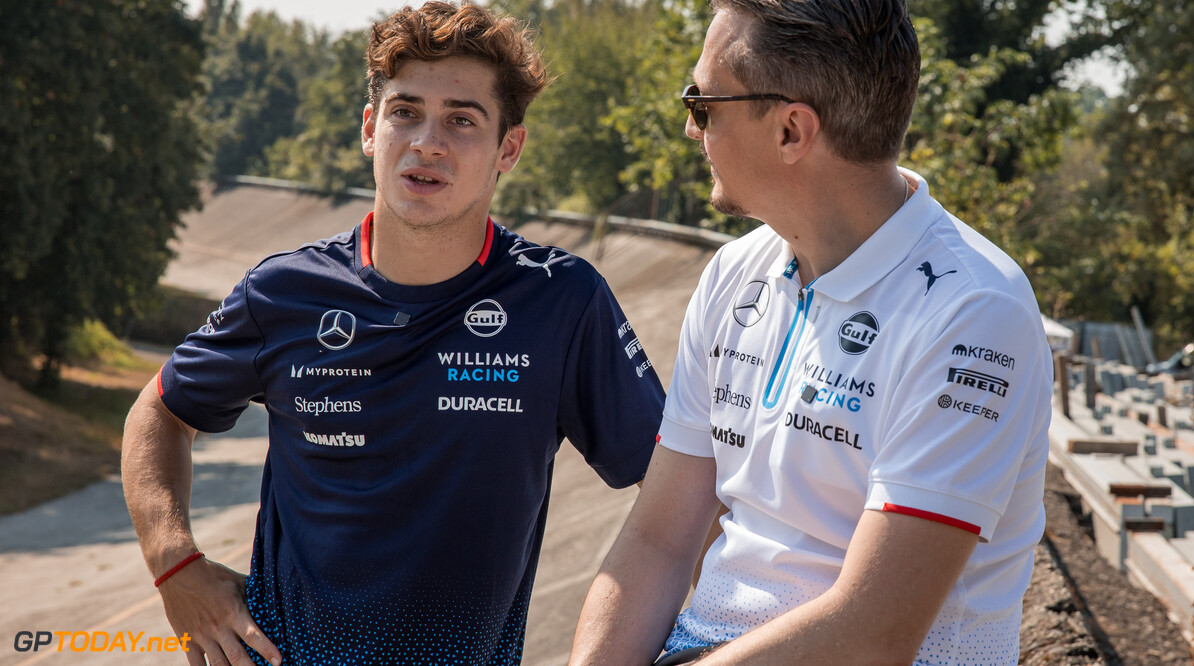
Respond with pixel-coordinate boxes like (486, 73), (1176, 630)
(681, 83), (795, 130)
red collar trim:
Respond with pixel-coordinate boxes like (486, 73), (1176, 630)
(362, 213), (495, 268)
(476, 217), (495, 266)
(361, 212), (375, 268)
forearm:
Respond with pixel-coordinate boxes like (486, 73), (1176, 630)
(121, 381), (200, 576)
(570, 447), (721, 666)
(570, 525), (698, 665)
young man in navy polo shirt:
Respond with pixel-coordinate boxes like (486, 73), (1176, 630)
(122, 4), (664, 664)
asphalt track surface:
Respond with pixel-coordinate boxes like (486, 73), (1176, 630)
(0, 182), (714, 666)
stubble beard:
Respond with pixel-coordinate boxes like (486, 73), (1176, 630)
(702, 144), (749, 217)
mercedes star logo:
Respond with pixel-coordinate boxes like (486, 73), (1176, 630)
(317, 310), (357, 350)
(733, 280), (770, 327)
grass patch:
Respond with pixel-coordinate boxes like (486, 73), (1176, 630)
(0, 322), (163, 516)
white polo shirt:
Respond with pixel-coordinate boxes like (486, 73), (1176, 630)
(659, 169), (1051, 665)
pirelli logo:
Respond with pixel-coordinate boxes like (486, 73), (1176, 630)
(947, 367), (1008, 397)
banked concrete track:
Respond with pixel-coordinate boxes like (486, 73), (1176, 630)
(0, 180), (715, 666)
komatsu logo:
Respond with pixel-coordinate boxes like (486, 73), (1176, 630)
(710, 423), (746, 448)
(303, 431), (365, 447)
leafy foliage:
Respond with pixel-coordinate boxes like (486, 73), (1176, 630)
(0, 0), (205, 380)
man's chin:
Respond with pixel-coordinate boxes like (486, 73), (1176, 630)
(710, 193), (749, 218)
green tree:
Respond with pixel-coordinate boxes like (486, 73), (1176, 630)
(0, 0), (205, 380)
(199, 1), (327, 179)
(495, 0), (657, 214)
(603, 0), (732, 229)
(1090, 1), (1194, 352)
(263, 30), (374, 192)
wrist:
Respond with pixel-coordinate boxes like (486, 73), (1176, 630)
(154, 551), (205, 587)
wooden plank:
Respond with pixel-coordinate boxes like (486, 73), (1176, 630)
(1068, 438), (1139, 455)
(1110, 483), (1173, 498)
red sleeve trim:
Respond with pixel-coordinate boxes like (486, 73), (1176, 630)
(476, 218), (495, 266)
(881, 503), (981, 535)
(656, 433), (662, 443)
(360, 212), (375, 268)
(155, 367), (164, 397)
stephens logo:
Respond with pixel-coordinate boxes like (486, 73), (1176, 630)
(464, 300), (507, 337)
(838, 312), (879, 354)
(713, 383), (752, 410)
(951, 344), (1016, 370)
(303, 431), (365, 447)
(710, 423), (746, 448)
(317, 310), (356, 350)
(294, 396), (362, 415)
(733, 280), (770, 327)
(947, 367), (1009, 397)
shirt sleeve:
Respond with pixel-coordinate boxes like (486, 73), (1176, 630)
(865, 291), (1052, 542)
(158, 274), (267, 433)
(558, 278), (665, 488)
(657, 252), (719, 458)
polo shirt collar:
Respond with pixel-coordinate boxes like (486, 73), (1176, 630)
(807, 167), (942, 303)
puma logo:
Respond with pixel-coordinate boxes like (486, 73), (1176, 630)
(516, 250), (558, 277)
(916, 261), (956, 294)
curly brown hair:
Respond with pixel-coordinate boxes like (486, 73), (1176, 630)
(366, 2), (549, 140)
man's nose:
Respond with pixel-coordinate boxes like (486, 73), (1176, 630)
(410, 122), (448, 157)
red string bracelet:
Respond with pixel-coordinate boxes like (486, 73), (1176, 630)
(154, 551), (205, 588)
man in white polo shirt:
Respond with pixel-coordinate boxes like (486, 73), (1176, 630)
(568, 0), (1051, 664)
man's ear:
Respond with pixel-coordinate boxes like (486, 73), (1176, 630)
(497, 124), (528, 174)
(777, 102), (820, 165)
(362, 104), (376, 157)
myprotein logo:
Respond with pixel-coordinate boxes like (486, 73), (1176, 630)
(710, 344), (764, 366)
(947, 367), (1009, 397)
(291, 365), (373, 378)
(303, 431), (366, 447)
(710, 423), (746, 448)
(951, 344), (1016, 371)
(733, 280), (770, 327)
(713, 383), (752, 410)
(838, 312), (879, 355)
(294, 396), (363, 415)
(937, 394), (999, 422)
(317, 310), (356, 350)
(464, 300), (507, 337)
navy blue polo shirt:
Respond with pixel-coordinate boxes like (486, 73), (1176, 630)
(159, 213), (665, 665)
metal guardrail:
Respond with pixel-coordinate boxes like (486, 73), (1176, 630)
(218, 176), (738, 251)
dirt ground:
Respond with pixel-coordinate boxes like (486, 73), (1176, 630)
(1025, 463), (1194, 665)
